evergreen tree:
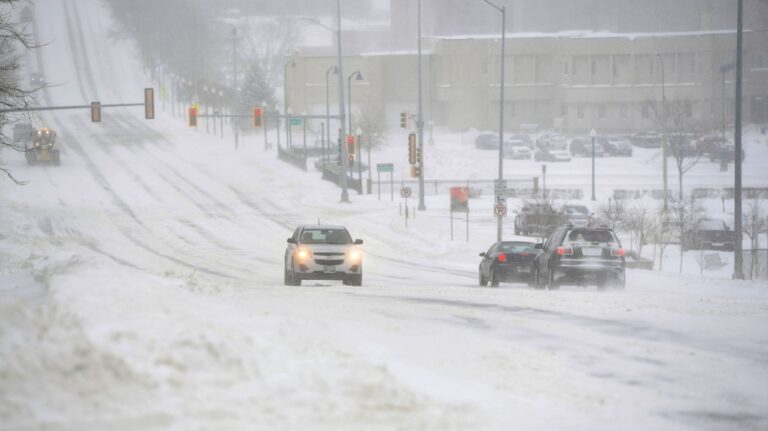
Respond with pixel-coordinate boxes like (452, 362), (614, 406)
(236, 61), (277, 129)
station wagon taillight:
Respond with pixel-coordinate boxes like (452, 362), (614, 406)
(556, 246), (573, 256)
(611, 248), (625, 257)
(497, 253), (507, 262)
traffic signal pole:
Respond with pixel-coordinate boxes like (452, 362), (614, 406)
(417, 0), (426, 211)
(734, 0), (745, 279)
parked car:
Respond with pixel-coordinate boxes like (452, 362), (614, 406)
(504, 140), (532, 159)
(475, 133), (499, 150)
(478, 241), (538, 287)
(284, 225), (363, 286)
(668, 133), (700, 158)
(514, 203), (566, 237)
(708, 145), (745, 163)
(696, 135), (730, 156)
(508, 133), (534, 149)
(534, 139), (571, 162)
(532, 225), (626, 289)
(569, 137), (604, 157)
(630, 131), (663, 148)
(682, 218), (736, 251)
(562, 204), (592, 227)
(600, 136), (633, 157)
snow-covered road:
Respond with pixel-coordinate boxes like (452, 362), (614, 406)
(1, 1), (767, 430)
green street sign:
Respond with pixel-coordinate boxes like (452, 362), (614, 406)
(289, 118), (302, 126)
(377, 163), (394, 173)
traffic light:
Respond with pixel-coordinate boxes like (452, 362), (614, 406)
(411, 165), (421, 178)
(400, 111), (409, 129)
(408, 133), (416, 164)
(253, 107), (264, 128)
(90, 101), (101, 123)
(346, 134), (357, 156)
(189, 107), (198, 127)
(144, 88), (155, 120)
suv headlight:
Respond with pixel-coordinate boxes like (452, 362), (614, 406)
(347, 250), (361, 263)
(295, 247), (312, 262)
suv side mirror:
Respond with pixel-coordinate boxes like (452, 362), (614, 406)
(479, 252), (486, 257)
(534, 243), (544, 250)
(287, 238), (297, 244)
(354, 239), (363, 245)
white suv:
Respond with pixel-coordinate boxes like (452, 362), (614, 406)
(284, 225), (363, 286)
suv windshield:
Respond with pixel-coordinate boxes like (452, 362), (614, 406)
(300, 228), (352, 245)
(564, 229), (617, 246)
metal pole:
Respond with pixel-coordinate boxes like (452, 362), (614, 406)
(591, 135), (596, 201)
(321, 122), (325, 163)
(734, 0), (745, 279)
(337, 0), (349, 202)
(284, 61), (294, 149)
(659, 54), (668, 212)
(497, 5), (506, 241)
(233, 26), (239, 150)
(722, 69), (727, 142)
(264, 113), (268, 150)
(357, 134), (362, 194)
(347, 74), (353, 137)
(417, 0), (427, 211)
(326, 66), (335, 165)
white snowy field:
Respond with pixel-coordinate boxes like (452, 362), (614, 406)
(1, 1), (768, 430)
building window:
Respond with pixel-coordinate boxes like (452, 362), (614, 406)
(684, 101), (693, 118)
(509, 102), (516, 117)
(598, 105), (606, 119)
(480, 61), (488, 76)
(577, 105), (585, 119)
(561, 104), (568, 117)
(619, 104), (627, 119)
(641, 104), (649, 119)
(563, 60), (569, 75)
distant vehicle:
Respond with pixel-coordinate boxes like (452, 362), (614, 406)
(682, 218), (736, 251)
(504, 140), (532, 159)
(25, 128), (60, 166)
(630, 131), (663, 148)
(668, 133), (700, 158)
(20, 6), (33, 22)
(570, 137), (604, 157)
(532, 225), (626, 289)
(696, 135), (730, 156)
(600, 136), (633, 157)
(562, 204), (592, 228)
(514, 203), (565, 237)
(475, 133), (499, 150)
(534, 139), (571, 162)
(478, 241), (538, 287)
(13, 123), (34, 143)
(508, 133), (534, 149)
(708, 144), (745, 163)
(30, 72), (45, 88)
(284, 225), (363, 286)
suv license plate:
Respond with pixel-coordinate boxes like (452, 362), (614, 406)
(323, 266), (337, 274)
(582, 247), (603, 257)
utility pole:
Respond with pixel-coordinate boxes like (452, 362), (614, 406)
(232, 26), (239, 150)
(417, 0), (426, 211)
(734, 0), (745, 279)
(658, 53), (668, 213)
(336, 0), (349, 202)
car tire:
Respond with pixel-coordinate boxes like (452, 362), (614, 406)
(546, 266), (558, 290)
(345, 274), (362, 286)
(290, 260), (301, 286)
(283, 265), (291, 286)
(479, 267), (488, 287)
(489, 267), (499, 287)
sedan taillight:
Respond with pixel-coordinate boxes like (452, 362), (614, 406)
(497, 253), (507, 262)
(556, 246), (573, 256)
(611, 248), (625, 257)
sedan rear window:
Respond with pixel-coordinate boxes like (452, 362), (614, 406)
(564, 229), (617, 245)
(300, 229), (352, 245)
(500, 242), (535, 253)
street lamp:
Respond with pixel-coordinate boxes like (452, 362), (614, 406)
(203, 85), (210, 133)
(347, 70), (363, 136)
(416, 0), (426, 210)
(325, 65), (338, 165)
(590, 128), (597, 201)
(284, 60), (296, 149)
(480, 0), (507, 242)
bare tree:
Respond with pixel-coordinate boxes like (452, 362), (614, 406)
(744, 199), (766, 279)
(624, 202), (655, 256)
(597, 197), (627, 231)
(670, 195), (706, 273)
(238, 18), (298, 86)
(646, 98), (707, 202)
(0, 0), (39, 184)
(647, 205), (673, 272)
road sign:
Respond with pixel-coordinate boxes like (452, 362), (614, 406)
(494, 203), (507, 217)
(401, 187), (412, 198)
(377, 163), (394, 173)
(289, 117), (302, 126)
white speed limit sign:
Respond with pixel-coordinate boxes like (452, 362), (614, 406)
(494, 203), (507, 217)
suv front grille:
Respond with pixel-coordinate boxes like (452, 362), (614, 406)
(315, 259), (345, 265)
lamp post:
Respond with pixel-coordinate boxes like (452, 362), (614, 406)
(734, 0), (745, 279)
(481, 0), (507, 242)
(230, 25), (239, 150)
(203, 85), (210, 133)
(219, 90), (224, 139)
(590, 128), (597, 201)
(657, 53), (669, 212)
(326, 65), (338, 165)
(356, 126), (363, 194)
(347, 71), (363, 137)
(284, 60), (296, 149)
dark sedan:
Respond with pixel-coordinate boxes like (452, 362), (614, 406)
(479, 241), (537, 287)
